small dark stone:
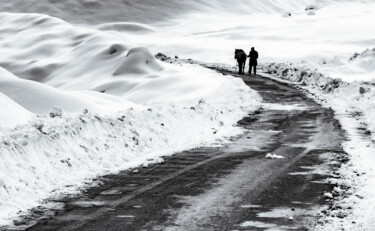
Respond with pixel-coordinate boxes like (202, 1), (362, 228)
(359, 87), (366, 94)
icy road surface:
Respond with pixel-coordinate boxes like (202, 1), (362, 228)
(23, 70), (346, 231)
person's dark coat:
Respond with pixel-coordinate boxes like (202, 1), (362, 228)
(248, 50), (259, 66)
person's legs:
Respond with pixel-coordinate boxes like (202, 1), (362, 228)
(254, 65), (257, 75)
(250, 65), (254, 75)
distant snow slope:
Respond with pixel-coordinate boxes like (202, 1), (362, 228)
(2, 0), (373, 82)
(0, 12), (243, 116)
(0, 0), (331, 24)
(105, 0), (374, 83)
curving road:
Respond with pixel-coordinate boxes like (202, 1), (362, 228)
(23, 69), (347, 231)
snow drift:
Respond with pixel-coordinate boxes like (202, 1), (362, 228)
(261, 54), (375, 230)
(0, 12), (262, 227)
(0, 77), (261, 226)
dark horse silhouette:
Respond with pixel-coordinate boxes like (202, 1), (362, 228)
(234, 49), (247, 75)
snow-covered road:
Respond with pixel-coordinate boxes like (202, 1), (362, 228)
(22, 70), (347, 231)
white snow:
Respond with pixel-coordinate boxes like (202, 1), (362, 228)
(0, 12), (263, 228)
(261, 59), (375, 230)
(0, 92), (32, 128)
(265, 153), (285, 159)
(116, 0), (375, 81)
(324, 192), (333, 199)
(0, 73), (261, 226)
(0, 0), (375, 229)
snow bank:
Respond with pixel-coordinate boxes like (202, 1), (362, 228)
(261, 50), (375, 141)
(0, 93), (32, 128)
(0, 12), (262, 227)
(319, 48), (375, 82)
(314, 117), (375, 230)
(261, 57), (375, 230)
(0, 76), (261, 227)
(0, 67), (135, 117)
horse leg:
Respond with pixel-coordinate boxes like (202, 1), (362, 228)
(239, 62), (242, 74)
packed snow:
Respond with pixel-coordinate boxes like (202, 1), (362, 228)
(0, 0), (375, 229)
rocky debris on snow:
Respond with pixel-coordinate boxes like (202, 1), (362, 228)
(49, 106), (64, 118)
(283, 12), (292, 17)
(305, 5), (318, 11)
(155, 52), (171, 61)
(349, 48), (375, 62)
(349, 52), (361, 62)
(359, 86), (370, 94)
(155, 52), (199, 66)
(305, 5), (318, 15)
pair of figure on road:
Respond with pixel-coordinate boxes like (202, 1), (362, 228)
(234, 47), (258, 75)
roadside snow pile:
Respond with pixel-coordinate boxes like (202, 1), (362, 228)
(261, 50), (375, 230)
(261, 48), (375, 141)
(0, 80), (261, 227)
(265, 153), (285, 159)
(315, 117), (375, 230)
(319, 48), (375, 82)
(0, 12), (263, 227)
(261, 62), (343, 92)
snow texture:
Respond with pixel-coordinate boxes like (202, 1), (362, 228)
(261, 55), (375, 230)
(0, 0), (375, 229)
(0, 12), (262, 226)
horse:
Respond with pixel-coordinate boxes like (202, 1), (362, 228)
(234, 49), (247, 75)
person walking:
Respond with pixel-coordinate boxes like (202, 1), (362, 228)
(247, 47), (258, 75)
